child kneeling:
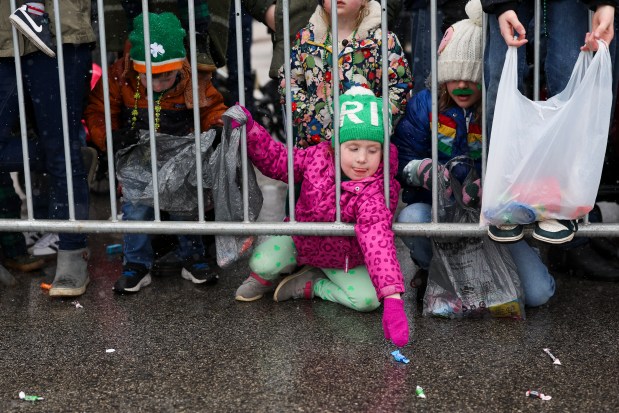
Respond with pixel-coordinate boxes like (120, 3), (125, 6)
(232, 87), (409, 347)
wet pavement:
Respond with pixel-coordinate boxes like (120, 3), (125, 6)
(1, 174), (619, 413)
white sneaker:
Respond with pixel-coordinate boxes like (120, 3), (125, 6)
(28, 233), (60, 256)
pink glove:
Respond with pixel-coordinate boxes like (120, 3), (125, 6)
(382, 297), (409, 347)
(230, 105), (255, 130)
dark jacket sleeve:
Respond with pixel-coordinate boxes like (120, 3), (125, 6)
(386, 0), (404, 22)
(584, 0), (618, 9)
(391, 90), (432, 180)
(242, 0), (275, 25)
(391, 90), (433, 204)
(481, 0), (520, 15)
(482, 0), (616, 16)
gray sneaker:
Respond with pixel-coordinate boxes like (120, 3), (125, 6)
(235, 272), (278, 302)
(49, 248), (90, 297)
(0, 264), (17, 287)
(273, 266), (326, 302)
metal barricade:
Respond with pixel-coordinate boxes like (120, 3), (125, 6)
(0, 0), (617, 238)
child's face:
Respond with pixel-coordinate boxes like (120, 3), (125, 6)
(139, 70), (179, 93)
(322, 0), (365, 21)
(445, 80), (482, 109)
(340, 140), (382, 181)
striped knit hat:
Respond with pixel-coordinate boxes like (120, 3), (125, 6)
(129, 12), (186, 74)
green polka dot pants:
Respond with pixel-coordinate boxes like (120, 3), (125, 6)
(249, 236), (299, 280)
(249, 236), (379, 312)
(314, 266), (380, 312)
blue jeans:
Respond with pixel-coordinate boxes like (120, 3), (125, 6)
(409, 7), (444, 95)
(484, 0), (619, 135)
(397, 203), (555, 307)
(121, 202), (205, 268)
(0, 45), (91, 250)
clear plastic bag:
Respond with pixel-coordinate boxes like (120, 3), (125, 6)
(115, 130), (216, 213)
(482, 42), (613, 225)
(423, 157), (525, 319)
(211, 106), (263, 268)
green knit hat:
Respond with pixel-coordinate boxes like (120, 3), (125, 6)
(129, 12), (186, 74)
(336, 86), (390, 146)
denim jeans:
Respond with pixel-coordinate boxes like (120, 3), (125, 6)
(409, 7), (444, 95)
(484, 0), (619, 136)
(121, 202), (205, 268)
(397, 203), (555, 307)
(0, 45), (91, 250)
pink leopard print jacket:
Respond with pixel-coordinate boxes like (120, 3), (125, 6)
(246, 122), (405, 300)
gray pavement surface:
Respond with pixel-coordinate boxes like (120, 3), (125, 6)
(2, 21), (619, 413)
(1, 178), (619, 413)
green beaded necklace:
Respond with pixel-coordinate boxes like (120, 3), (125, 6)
(132, 75), (165, 132)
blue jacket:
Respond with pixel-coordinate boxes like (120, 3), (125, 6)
(392, 89), (482, 205)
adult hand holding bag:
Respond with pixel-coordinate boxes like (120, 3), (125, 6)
(482, 41), (613, 226)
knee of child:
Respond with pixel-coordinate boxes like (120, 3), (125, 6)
(353, 296), (381, 312)
(524, 280), (555, 308)
(248, 256), (292, 277)
(397, 203), (431, 224)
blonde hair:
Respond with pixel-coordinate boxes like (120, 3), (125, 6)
(319, 0), (369, 33)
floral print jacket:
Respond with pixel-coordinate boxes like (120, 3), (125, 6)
(279, 2), (412, 148)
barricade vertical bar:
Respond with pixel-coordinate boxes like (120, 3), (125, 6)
(584, 10), (594, 225)
(52, 0), (75, 220)
(96, 0), (118, 222)
(282, 0), (296, 222)
(9, 0), (34, 221)
(533, 0), (541, 100)
(481, 12), (487, 183)
(380, 0), (390, 208)
(330, 0), (342, 222)
(187, 0), (205, 222)
(234, 0), (250, 223)
(141, 1), (161, 221)
(430, 0), (439, 223)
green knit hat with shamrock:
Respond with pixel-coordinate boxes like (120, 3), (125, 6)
(130, 12), (186, 74)
(335, 86), (391, 146)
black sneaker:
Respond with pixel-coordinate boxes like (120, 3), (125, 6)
(9, 5), (56, 57)
(113, 263), (151, 293)
(488, 224), (524, 243)
(152, 249), (183, 277)
(532, 219), (578, 244)
(181, 258), (218, 285)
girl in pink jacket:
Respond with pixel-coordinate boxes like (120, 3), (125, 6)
(233, 87), (409, 347)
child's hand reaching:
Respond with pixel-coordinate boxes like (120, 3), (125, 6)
(462, 178), (482, 207)
(382, 296), (409, 347)
(403, 158), (453, 198)
(230, 105), (255, 130)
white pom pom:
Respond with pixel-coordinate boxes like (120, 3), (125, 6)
(344, 85), (374, 96)
(465, 0), (483, 27)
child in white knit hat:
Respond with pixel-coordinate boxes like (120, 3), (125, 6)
(392, 0), (555, 308)
(231, 86), (409, 348)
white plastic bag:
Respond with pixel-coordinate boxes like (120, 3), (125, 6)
(482, 41), (613, 226)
